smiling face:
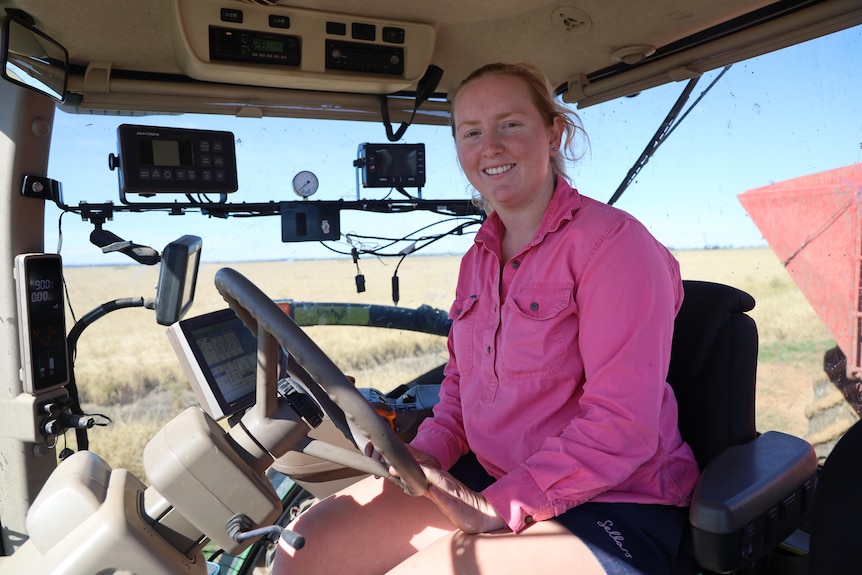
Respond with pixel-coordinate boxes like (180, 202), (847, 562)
(453, 72), (563, 214)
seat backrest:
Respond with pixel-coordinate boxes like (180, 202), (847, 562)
(667, 280), (758, 469)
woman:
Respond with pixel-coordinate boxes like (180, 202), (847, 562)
(274, 62), (700, 575)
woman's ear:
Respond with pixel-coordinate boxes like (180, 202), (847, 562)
(549, 115), (564, 154)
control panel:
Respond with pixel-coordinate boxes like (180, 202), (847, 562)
(172, 0), (436, 93)
(325, 40), (403, 76)
(112, 124), (238, 196)
(14, 254), (70, 394)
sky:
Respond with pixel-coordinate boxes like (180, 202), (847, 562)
(44, 25), (862, 267)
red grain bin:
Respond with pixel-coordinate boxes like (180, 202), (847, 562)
(738, 163), (862, 380)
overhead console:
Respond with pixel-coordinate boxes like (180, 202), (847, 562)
(171, 0), (436, 94)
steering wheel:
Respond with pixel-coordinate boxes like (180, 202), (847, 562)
(214, 267), (427, 497)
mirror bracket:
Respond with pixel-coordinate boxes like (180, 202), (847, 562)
(3, 8), (35, 26)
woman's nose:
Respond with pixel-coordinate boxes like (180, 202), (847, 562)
(482, 131), (503, 154)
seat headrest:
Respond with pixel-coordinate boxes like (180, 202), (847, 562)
(668, 280), (756, 381)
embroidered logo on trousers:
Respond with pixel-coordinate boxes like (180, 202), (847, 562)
(597, 520), (633, 559)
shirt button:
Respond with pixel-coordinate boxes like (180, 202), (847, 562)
(525, 516), (534, 524)
(512, 260), (520, 268)
(530, 302), (539, 311)
(486, 346), (491, 354)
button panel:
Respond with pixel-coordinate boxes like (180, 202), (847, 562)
(117, 124), (238, 195)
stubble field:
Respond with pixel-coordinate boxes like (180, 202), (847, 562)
(62, 248), (836, 479)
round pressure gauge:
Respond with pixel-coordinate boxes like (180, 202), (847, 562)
(292, 170), (319, 198)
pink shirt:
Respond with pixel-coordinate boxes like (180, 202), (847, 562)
(410, 179), (700, 533)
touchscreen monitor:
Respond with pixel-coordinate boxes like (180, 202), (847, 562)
(166, 308), (257, 419)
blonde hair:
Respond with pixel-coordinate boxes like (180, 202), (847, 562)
(450, 62), (586, 181)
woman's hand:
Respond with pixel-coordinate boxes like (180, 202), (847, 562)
(364, 443), (505, 533)
(364, 443), (441, 474)
(403, 444), (442, 469)
(421, 465), (507, 534)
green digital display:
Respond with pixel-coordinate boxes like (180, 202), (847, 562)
(253, 37), (285, 53)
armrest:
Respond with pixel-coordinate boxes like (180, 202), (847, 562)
(689, 431), (817, 573)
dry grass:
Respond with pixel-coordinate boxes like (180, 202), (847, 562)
(67, 256), (458, 402)
(63, 248), (834, 479)
(66, 256), (458, 478)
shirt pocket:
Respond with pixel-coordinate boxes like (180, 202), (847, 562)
(449, 295), (480, 376)
(501, 283), (575, 379)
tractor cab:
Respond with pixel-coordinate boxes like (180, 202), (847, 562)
(0, 2), (861, 573)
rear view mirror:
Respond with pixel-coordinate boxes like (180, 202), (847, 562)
(1, 15), (67, 102)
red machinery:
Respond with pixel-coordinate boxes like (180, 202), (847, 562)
(739, 163), (862, 380)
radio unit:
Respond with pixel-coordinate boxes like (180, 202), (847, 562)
(326, 40), (404, 76)
(112, 124), (239, 196)
(209, 26), (301, 67)
(357, 143), (425, 188)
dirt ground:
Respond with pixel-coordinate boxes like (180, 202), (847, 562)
(757, 361), (823, 437)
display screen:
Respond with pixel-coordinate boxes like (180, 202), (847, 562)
(18, 255), (69, 393)
(360, 143), (426, 188)
(155, 235), (203, 326)
(253, 37), (285, 53)
(375, 147), (418, 178)
(170, 308), (259, 418)
(29, 276), (58, 305)
(180, 248), (200, 314)
(191, 314), (257, 406)
(140, 139), (194, 167)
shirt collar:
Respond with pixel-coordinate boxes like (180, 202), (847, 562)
(475, 178), (582, 252)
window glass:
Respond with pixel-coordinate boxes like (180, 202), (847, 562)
(47, 25), (862, 475)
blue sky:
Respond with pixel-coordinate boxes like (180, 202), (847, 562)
(45, 25), (861, 266)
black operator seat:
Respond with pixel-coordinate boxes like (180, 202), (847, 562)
(667, 281), (817, 574)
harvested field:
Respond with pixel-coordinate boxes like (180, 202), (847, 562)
(62, 248), (841, 477)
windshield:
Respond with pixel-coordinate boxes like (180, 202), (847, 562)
(46, 25), (861, 475)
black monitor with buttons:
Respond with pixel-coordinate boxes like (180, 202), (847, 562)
(113, 124), (238, 196)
